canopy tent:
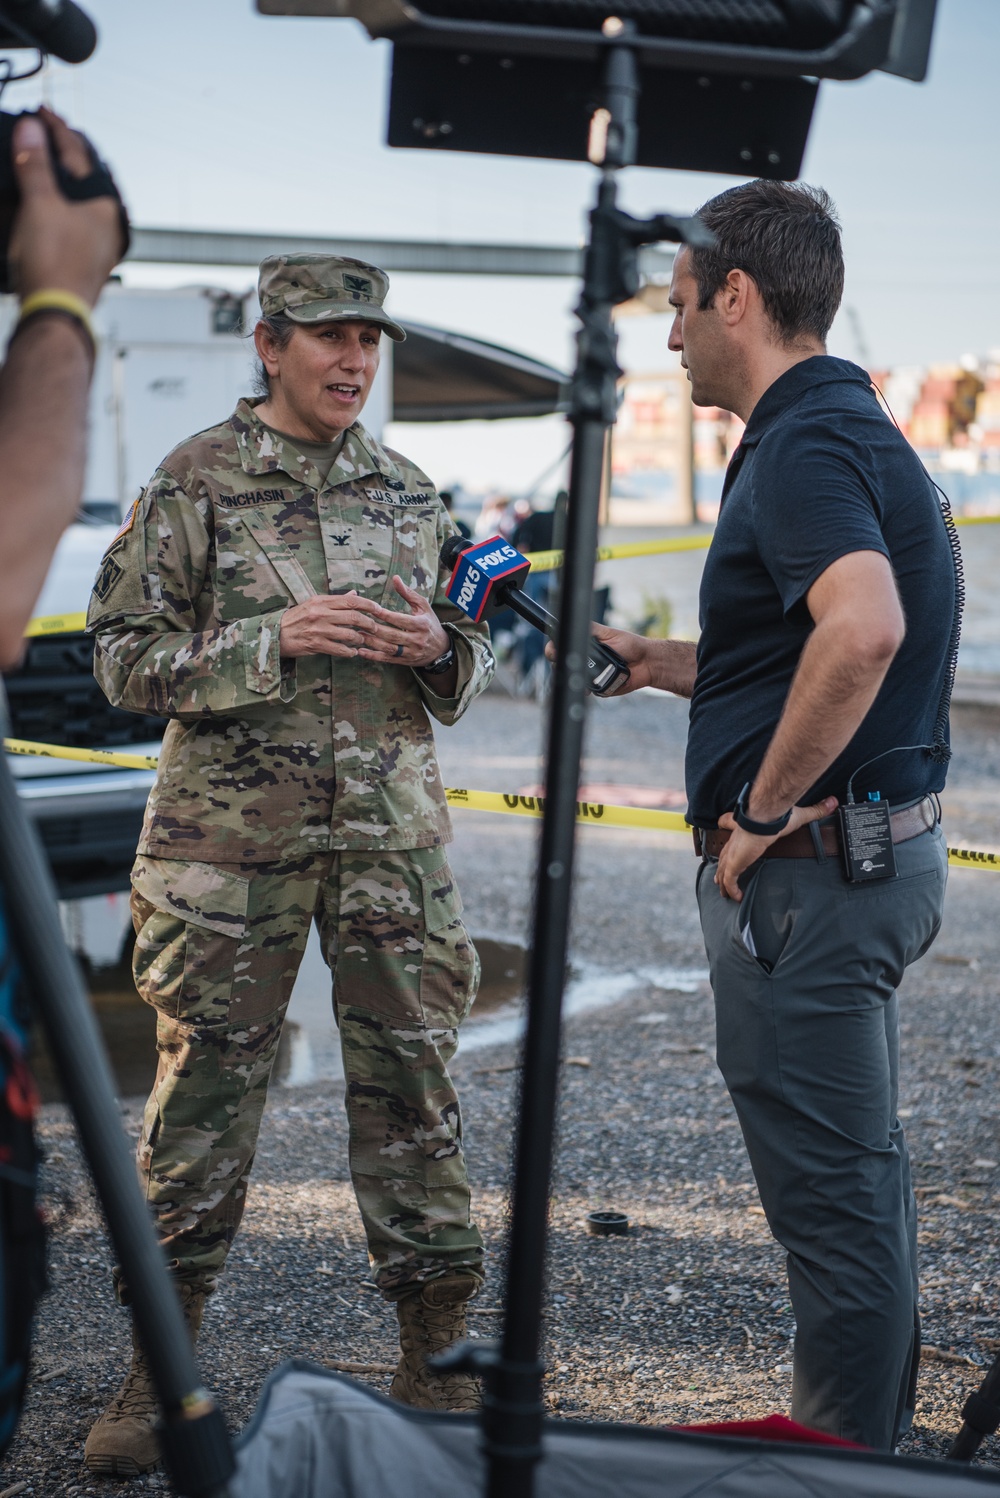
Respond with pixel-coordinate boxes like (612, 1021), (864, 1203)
(393, 321), (569, 422)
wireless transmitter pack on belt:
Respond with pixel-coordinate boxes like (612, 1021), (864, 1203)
(0, 0), (129, 292)
(441, 532), (631, 697)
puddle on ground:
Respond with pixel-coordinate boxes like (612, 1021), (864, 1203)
(32, 918), (705, 1100)
(473, 937), (527, 1016)
(32, 931), (531, 1102)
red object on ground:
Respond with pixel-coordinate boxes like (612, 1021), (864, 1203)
(672, 1413), (866, 1450)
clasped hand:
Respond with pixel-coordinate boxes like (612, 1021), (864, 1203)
(714, 796), (839, 902)
(279, 575), (450, 668)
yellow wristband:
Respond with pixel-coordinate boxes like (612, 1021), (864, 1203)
(17, 289), (96, 352)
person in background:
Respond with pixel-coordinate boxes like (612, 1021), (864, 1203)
(439, 490), (471, 540)
(472, 492), (509, 541)
(511, 501), (556, 692)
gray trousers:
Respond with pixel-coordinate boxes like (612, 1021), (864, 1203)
(697, 823), (947, 1450)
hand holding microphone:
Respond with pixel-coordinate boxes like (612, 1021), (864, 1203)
(441, 533), (630, 696)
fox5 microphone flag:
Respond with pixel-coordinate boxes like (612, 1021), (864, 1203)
(444, 534), (531, 622)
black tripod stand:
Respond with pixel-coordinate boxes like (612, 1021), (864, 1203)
(438, 25), (711, 1498)
(950, 1356), (1000, 1462)
(0, 744), (236, 1496)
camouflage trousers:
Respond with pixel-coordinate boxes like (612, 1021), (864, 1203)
(124, 846), (483, 1300)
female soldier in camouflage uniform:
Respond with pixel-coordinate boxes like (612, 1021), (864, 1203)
(83, 254), (494, 1477)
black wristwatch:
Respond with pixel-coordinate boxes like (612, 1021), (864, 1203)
(420, 638), (456, 676)
(733, 782), (792, 837)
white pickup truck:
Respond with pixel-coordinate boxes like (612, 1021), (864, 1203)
(1, 283), (267, 896)
(5, 520), (163, 898)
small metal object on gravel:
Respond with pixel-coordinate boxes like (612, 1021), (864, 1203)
(0, 1482), (30, 1497)
(37, 1363), (72, 1382)
(586, 1210), (629, 1236)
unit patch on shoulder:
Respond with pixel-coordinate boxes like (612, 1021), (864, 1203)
(93, 553), (124, 601)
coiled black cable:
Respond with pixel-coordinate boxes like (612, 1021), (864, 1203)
(928, 475), (964, 763)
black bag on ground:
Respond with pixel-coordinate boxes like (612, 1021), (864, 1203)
(231, 1361), (1000, 1498)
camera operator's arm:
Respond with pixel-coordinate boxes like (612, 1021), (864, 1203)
(548, 624), (697, 698)
(0, 110), (121, 669)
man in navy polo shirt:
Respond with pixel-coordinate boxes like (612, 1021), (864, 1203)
(593, 180), (955, 1450)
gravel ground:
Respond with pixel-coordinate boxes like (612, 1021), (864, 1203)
(5, 688), (1000, 1493)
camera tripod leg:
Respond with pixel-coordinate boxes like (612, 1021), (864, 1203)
(0, 751), (235, 1497)
(480, 30), (640, 1498)
(948, 1349), (1000, 1462)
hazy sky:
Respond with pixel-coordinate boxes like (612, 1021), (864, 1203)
(5, 0), (997, 492)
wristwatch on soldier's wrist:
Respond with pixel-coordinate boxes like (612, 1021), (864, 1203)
(733, 782), (792, 837)
(420, 635), (456, 676)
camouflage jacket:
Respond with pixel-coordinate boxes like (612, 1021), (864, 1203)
(87, 399), (494, 861)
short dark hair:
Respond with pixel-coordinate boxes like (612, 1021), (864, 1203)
(252, 311), (296, 397)
(690, 181), (844, 345)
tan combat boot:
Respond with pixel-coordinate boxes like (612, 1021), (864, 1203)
(390, 1273), (482, 1412)
(84, 1283), (206, 1478)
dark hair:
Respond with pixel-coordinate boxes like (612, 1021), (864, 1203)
(691, 181), (844, 345)
(252, 312), (296, 396)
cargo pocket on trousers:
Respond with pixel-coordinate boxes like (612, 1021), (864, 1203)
(131, 857), (251, 1028)
(420, 860), (480, 1029)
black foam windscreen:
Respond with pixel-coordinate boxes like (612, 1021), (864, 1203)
(0, 0), (97, 62)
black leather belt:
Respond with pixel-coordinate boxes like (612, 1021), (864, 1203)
(693, 796), (938, 860)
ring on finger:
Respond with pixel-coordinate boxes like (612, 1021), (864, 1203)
(395, 643), (405, 658)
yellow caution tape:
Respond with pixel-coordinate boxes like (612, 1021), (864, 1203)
(945, 845), (1000, 869)
(444, 785), (690, 834)
(24, 610), (88, 638)
(524, 534), (714, 573)
(4, 736), (999, 871)
(21, 513), (1000, 631)
(3, 738), (159, 770)
(524, 513), (1000, 573)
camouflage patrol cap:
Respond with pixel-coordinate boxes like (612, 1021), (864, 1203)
(258, 254), (406, 342)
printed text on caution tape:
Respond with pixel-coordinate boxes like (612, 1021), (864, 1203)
(4, 737), (999, 871)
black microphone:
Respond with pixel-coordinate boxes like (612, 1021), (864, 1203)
(0, 0), (97, 63)
(441, 532), (630, 697)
